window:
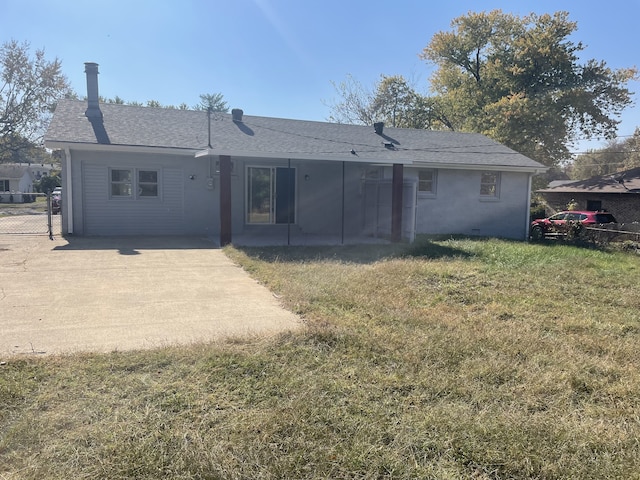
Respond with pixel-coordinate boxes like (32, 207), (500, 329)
(111, 169), (132, 197)
(110, 168), (159, 199)
(418, 169), (437, 195)
(247, 166), (295, 224)
(480, 172), (500, 197)
(0, 179), (9, 191)
(138, 170), (158, 197)
(587, 200), (602, 211)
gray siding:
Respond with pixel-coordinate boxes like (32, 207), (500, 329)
(65, 148), (532, 242)
(69, 150), (219, 236)
(411, 168), (531, 240)
(82, 164), (185, 235)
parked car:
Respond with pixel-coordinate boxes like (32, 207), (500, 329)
(530, 210), (617, 241)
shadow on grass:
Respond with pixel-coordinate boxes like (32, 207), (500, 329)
(233, 236), (472, 264)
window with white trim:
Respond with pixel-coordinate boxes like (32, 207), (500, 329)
(418, 169), (437, 195)
(111, 169), (133, 197)
(480, 172), (500, 197)
(0, 179), (10, 191)
(110, 168), (159, 199)
(138, 170), (158, 197)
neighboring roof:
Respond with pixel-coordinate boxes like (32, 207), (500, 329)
(0, 164), (29, 179)
(538, 167), (640, 194)
(45, 99), (546, 171)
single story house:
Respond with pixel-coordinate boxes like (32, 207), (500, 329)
(537, 167), (640, 223)
(44, 63), (546, 246)
(0, 163), (53, 195)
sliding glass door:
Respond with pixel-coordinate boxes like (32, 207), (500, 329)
(247, 166), (295, 224)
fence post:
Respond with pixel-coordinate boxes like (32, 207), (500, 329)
(47, 192), (53, 240)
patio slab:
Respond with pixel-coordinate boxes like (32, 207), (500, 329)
(0, 235), (301, 357)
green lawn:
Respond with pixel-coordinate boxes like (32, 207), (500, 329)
(0, 195), (48, 214)
(1, 237), (639, 479)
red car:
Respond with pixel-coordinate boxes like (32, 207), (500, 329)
(530, 210), (617, 241)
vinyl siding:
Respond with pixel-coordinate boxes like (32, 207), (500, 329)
(82, 164), (185, 235)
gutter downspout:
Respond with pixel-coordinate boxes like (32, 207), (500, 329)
(64, 147), (73, 234)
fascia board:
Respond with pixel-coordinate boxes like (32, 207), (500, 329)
(46, 142), (415, 165)
(411, 161), (547, 174)
(44, 141), (197, 156)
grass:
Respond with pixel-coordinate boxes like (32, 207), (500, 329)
(0, 195), (48, 216)
(1, 237), (640, 479)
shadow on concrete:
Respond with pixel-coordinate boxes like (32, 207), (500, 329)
(52, 235), (218, 254)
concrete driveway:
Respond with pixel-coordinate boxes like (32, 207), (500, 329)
(0, 235), (301, 357)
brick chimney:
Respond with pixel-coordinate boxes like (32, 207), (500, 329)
(84, 62), (102, 119)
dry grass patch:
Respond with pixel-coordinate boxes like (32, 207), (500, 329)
(1, 237), (640, 479)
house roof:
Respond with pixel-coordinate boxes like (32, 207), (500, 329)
(0, 164), (29, 179)
(45, 99), (546, 172)
(537, 167), (640, 194)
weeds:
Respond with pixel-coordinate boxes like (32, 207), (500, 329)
(1, 237), (640, 479)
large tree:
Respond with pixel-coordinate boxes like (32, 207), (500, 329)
(0, 40), (73, 162)
(421, 10), (637, 167)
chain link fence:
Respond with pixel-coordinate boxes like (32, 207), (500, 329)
(0, 193), (61, 239)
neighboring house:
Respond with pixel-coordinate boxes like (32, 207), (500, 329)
(0, 164), (29, 194)
(0, 163), (54, 195)
(44, 63), (546, 246)
(26, 163), (55, 182)
(537, 167), (640, 224)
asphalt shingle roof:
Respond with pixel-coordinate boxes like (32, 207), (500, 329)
(45, 99), (545, 170)
(538, 167), (640, 194)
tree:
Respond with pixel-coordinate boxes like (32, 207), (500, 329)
(0, 40), (73, 162)
(326, 74), (376, 125)
(371, 75), (439, 129)
(621, 129), (640, 170)
(421, 10), (637, 167)
(35, 172), (61, 193)
(327, 74), (441, 129)
(101, 96), (217, 111)
(195, 93), (228, 113)
(570, 129), (640, 179)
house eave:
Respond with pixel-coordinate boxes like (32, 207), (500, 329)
(46, 141), (415, 165)
(412, 161), (547, 174)
(44, 140), (197, 156)
(195, 148), (414, 165)
(45, 141), (545, 172)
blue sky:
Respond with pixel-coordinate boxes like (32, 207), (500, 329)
(2, 0), (639, 154)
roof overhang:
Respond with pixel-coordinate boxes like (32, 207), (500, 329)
(195, 147), (414, 165)
(411, 161), (547, 175)
(47, 141), (415, 165)
(44, 140), (197, 156)
(45, 141), (547, 172)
